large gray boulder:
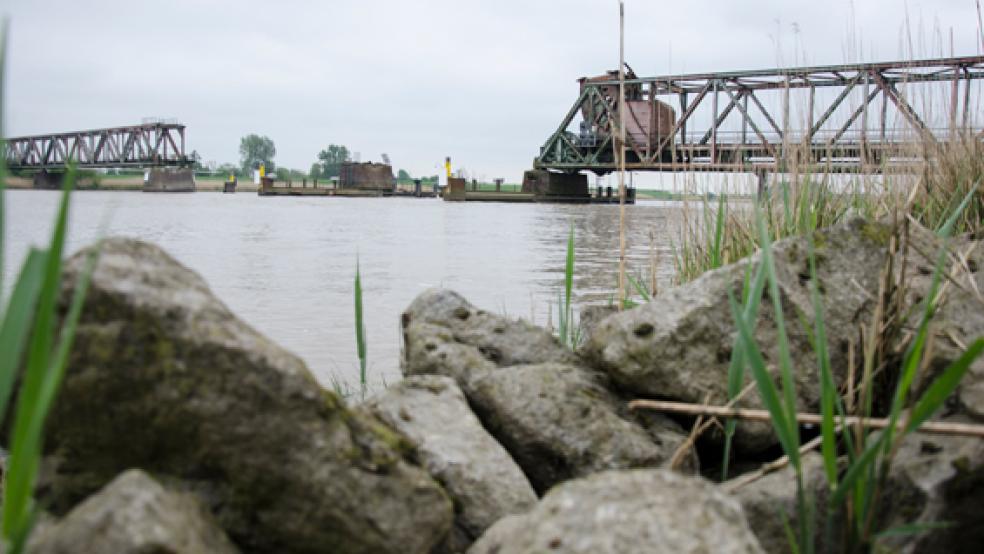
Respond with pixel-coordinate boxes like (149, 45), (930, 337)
(580, 218), (891, 452)
(364, 375), (537, 553)
(401, 289), (690, 492)
(47, 238), (452, 554)
(29, 469), (238, 554)
(468, 469), (764, 554)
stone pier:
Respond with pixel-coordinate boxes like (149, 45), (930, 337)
(521, 170), (590, 203)
(144, 168), (196, 192)
(33, 169), (66, 190)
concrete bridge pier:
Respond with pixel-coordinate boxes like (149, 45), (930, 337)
(144, 168), (196, 192)
(522, 170), (590, 203)
(33, 169), (66, 190)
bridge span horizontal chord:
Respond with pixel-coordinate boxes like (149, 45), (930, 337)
(5, 121), (189, 170)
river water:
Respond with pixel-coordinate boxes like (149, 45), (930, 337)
(4, 190), (686, 390)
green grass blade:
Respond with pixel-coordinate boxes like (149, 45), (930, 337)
(0, 250), (46, 420)
(754, 202), (801, 470)
(626, 273), (651, 303)
(905, 338), (984, 434)
(806, 232), (839, 488)
(935, 182), (978, 236)
(722, 259), (768, 479)
(728, 290), (800, 467)
(3, 168), (74, 543)
(831, 432), (885, 506)
(354, 256), (367, 398)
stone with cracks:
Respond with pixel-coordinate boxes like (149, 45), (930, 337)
(44, 238), (452, 554)
(580, 218), (892, 452)
(401, 289), (690, 493)
(364, 375), (537, 553)
(29, 469), (238, 554)
(467, 362), (688, 493)
(468, 469), (764, 554)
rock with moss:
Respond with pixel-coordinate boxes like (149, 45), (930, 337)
(364, 375), (537, 553)
(468, 469), (764, 554)
(29, 469), (238, 554)
(46, 238), (451, 554)
(580, 218), (891, 452)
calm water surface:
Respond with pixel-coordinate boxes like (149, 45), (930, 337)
(4, 191), (685, 389)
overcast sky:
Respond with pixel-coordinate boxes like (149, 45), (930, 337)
(4, 0), (982, 181)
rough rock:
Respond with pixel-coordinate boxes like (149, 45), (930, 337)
(874, 419), (984, 553)
(401, 289), (691, 493)
(363, 375), (537, 553)
(402, 288), (581, 383)
(468, 469), (764, 554)
(29, 469), (237, 554)
(580, 218), (891, 452)
(730, 452), (829, 554)
(900, 230), (984, 420)
(467, 362), (689, 493)
(46, 238), (451, 554)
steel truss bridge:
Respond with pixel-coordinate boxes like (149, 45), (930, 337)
(4, 121), (189, 170)
(535, 55), (984, 175)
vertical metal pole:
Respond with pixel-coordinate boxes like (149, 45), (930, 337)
(880, 84), (888, 142)
(617, 0), (627, 309)
(782, 76), (790, 168)
(861, 71), (870, 156)
(711, 80), (719, 164)
(680, 92), (688, 145)
(950, 66), (960, 135)
(962, 66), (971, 129)
(741, 91), (749, 145)
(807, 85), (815, 138)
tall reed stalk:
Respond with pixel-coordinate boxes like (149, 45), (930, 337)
(354, 257), (367, 399)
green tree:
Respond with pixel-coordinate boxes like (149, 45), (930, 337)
(397, 169), (411, 181)
(309, 163), (322, 179)
(239, 134), (276, 174)
(317, 144), (350, 179)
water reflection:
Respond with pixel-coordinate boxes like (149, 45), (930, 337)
(4, 191), (684, 389)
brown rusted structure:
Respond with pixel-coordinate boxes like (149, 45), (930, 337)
(537, 55), (984, 174)
(338, 162), (396, 193)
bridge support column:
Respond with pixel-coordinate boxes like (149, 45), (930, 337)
(32, 170), (66, 190)
(144, 168), (196, 192)
(522, 170), (590, 203)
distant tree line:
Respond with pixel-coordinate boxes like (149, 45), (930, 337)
(192, 136), (433, 183)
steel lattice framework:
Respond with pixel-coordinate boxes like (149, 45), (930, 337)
(535, 55), (984, 174)
(5, 122), (188, 170)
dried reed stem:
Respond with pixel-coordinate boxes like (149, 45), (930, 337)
(629, 399), (984, 438)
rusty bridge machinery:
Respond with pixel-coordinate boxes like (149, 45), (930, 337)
(4, 120), (189, 170)
(535, 55), (984, 175)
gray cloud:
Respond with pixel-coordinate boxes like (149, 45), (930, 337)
(4, 0), (982, 181)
